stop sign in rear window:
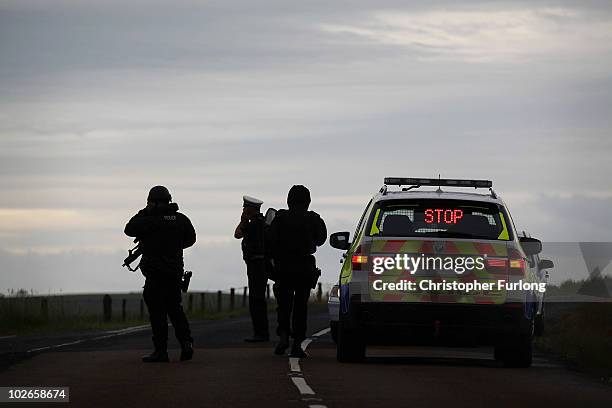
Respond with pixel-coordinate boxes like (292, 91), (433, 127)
(424, 209), (463, 224)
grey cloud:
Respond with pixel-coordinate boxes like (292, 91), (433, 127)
(1, 0), (612, 291)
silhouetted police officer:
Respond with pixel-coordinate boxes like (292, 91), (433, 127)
(124, 186), (196, 362)
(234, 195), (270, 342)
(270, 185), (326, 357)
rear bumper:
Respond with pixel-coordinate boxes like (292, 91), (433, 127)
(343, 301), (530, 345)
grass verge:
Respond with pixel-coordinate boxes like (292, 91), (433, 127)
(0, 307), (252, 336)
(0, 302), (328, 336)
(535, 302), (612, 381)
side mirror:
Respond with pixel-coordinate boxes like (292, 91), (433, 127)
(330, 231), (351, 250)
(519, 237), (542, 256)
(538, 259), (554, 270)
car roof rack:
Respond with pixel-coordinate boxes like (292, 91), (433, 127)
(381, 177), (496, 198)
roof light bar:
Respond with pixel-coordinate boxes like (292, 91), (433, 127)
(384, 177), (492, 188)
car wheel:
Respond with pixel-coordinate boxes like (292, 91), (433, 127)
(336, 320), (365, 363)
(330, 321), (338, 344)
(534, 313), (544, 337)
(495, 322), (533, 368)
(501, 338), (533, 368)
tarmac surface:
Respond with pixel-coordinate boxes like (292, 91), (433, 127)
(0, 312), (610, 407)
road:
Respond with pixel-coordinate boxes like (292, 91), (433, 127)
(0, 312), (610, 407)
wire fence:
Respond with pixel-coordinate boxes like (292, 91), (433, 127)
(0, 283), (331, 325)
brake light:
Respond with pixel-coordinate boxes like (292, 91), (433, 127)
(351, 247), (367, 270)
(486, 258), (506, 268)
(485, 257), (507, 275)
(508, 248), (526, 276)
(351, 255), (368, 264)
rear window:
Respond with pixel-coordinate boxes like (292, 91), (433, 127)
(368, 199), (511, 240)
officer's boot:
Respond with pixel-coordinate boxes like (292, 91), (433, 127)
(289, 339), (308, 358)
(143, 337), (169, 363)
(142, 349), (169, 363)
(180, 341), (194, 361)
(274, 331), (290, 355)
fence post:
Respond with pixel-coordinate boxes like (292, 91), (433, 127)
(103, 294), (112, 322)
(230, 288), (235, 311)
(266, 284), (270, 302)
(242, 286), (247, 307)
(188, 294), (193, 313)
(317, 283), (323, 303)
(122, 299), (127, 321)
(217, 290), (222, 312)
(40, 297), (48, 321)
(140, 299), (144, 320)
(200, 293), (206, 313)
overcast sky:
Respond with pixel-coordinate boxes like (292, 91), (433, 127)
(1, 0), (611, 294)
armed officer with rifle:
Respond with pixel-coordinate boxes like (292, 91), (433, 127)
(124, 185), (196, 363)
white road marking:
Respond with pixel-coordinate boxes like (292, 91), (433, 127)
(28, 339), (85, 353)
(26, 324), (150, 354)
(106, 324), (150, 334)
(311, 328), (330, 338)
(0, 335), (17, 340)
(290, 377), (315, 395)
(289, 357), (301, 372)
(287, 326), (330, 408)
(300, 338), (312, 350)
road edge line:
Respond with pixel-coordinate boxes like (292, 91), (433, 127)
(288, 326), (331, 408)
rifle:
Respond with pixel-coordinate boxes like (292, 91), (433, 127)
(123, 239), (193, 291)
(122, 239), (142, 272)
(181, 271), (193, 293)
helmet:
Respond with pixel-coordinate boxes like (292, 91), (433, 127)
(287, 185), (310, 210)
(147, 185), (172, 203)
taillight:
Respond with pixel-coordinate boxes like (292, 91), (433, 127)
(486, 257), (507, 273)
(508, 248), (526, 276)
(486, 258), (506, 267)
(351, 246), (367, 270)
(351, 255), (368, 270)
(509, 259), (524, 269)
(351, 255), (368, 263)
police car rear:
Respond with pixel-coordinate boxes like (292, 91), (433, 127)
(329, 178), (544, 367)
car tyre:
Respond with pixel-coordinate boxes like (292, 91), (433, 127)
(501, 339), (532, 368)
(336, 320), (365, 363)
(330, 321), (338, 344)
(534, 313), (544, 337)
(496, 322), (533, 368)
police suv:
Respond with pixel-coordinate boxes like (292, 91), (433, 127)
(329, 177), (547, 367)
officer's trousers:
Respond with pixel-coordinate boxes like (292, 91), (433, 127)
(143, 279), (192, 351)
(246, 259), (270, 337)
(274, 280), (311, 343)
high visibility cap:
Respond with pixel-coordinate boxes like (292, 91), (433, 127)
(243, 195), (263, 209)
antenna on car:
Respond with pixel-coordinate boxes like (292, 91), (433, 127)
(435, 174), (443, 194)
